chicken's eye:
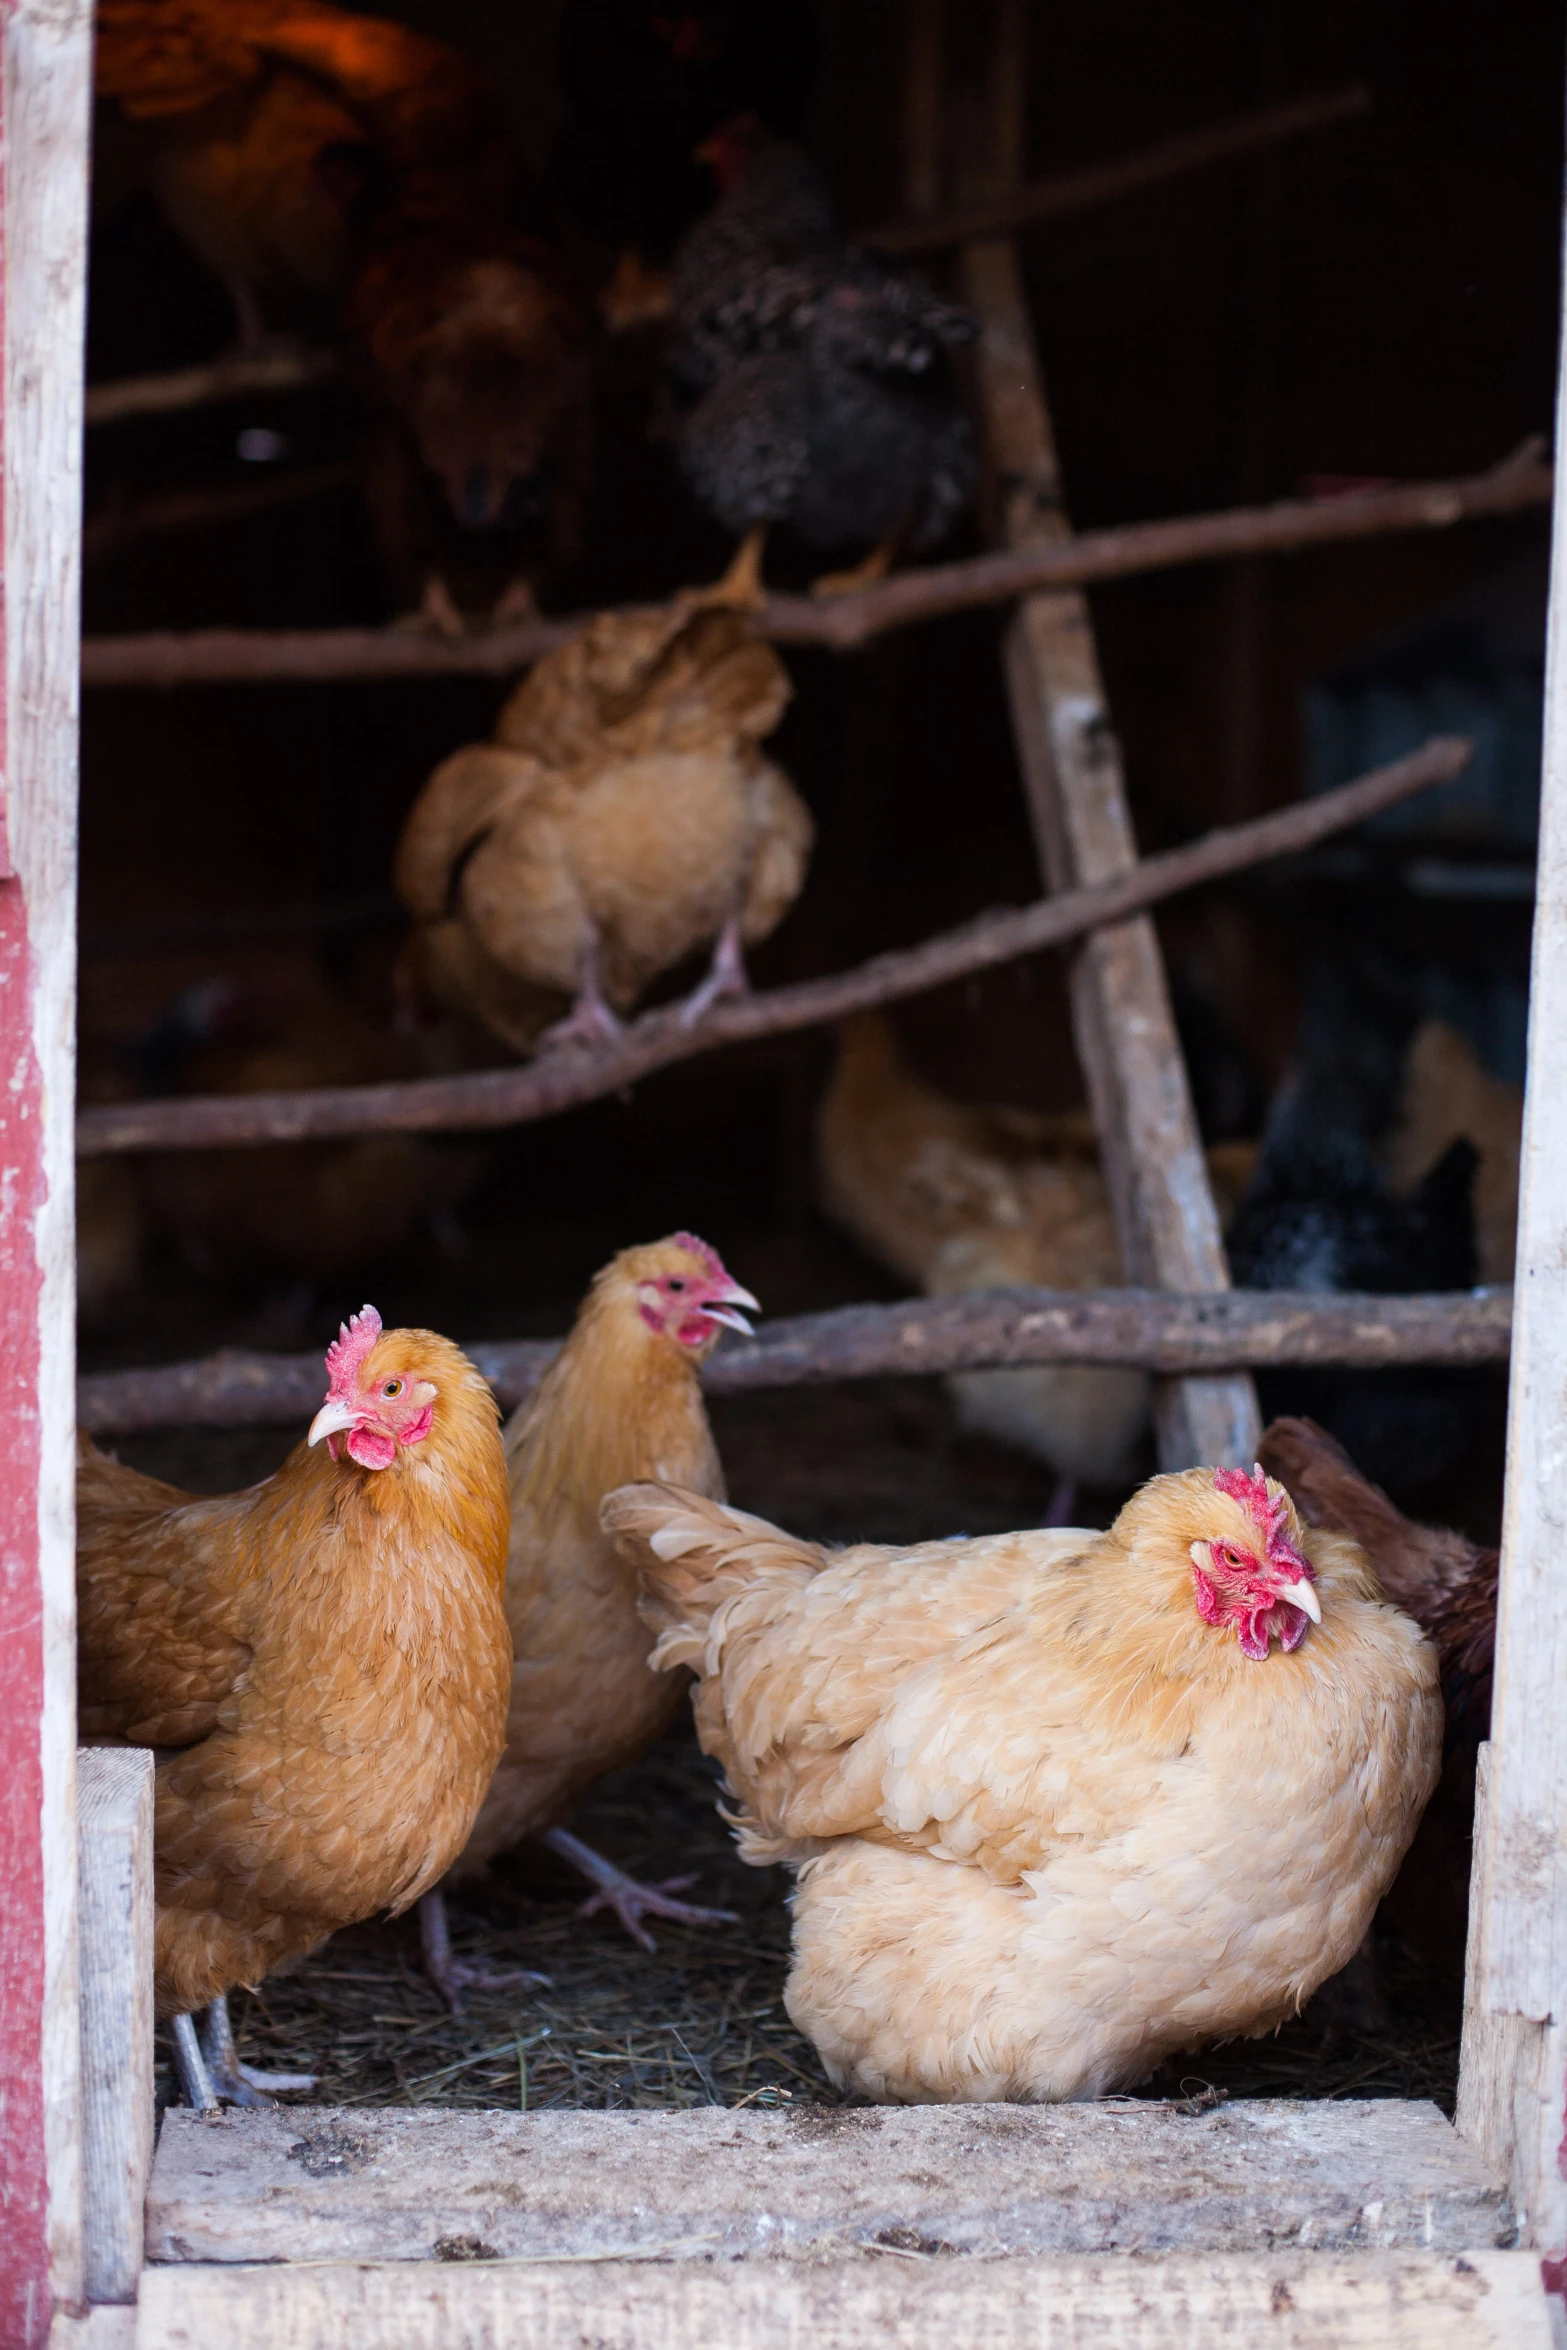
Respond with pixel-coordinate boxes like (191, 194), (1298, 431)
(383, 1379), (403, 1398)
(667, 1278), (686, 1293)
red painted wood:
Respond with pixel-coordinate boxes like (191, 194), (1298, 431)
(0, 23), (49, 2324)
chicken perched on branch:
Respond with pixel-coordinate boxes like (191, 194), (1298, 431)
(422, 1235), (755, 2004)
(816, 1016), (1255, 1497)
(395, 592), (813, 1052)
(95, 0), (510, 347)
(347, 204), (596, 625)
(668, 119), (976, 598)
(606, 1463), (1440, 2103)
(77, 1306), (511, 2105)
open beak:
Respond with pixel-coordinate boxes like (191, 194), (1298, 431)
(703, 1279), (760, 1338)
(1276, 1577), (1322, 1625)
(308, 1396), (358, 1447)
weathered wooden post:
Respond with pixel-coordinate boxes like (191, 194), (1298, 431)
(1455, 89), (1567, 2262)
(0, 1), (94, 2340)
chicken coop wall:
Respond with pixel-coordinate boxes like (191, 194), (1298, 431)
(0, 2), (92, 2342)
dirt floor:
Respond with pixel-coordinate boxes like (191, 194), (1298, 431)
(138, 1370), (1471, 2126)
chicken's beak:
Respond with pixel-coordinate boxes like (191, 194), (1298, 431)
(1276, 1577), (1322, 1625)
(308, 1396), (358, 1447)
(703, 1280), (760, 1338)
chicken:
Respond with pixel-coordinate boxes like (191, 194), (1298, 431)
(119, 974), (481, 1283)
(420, 1234), (756, 2002)
(815, 1016), (1255, 1497)
(94, 0), (509, 347)
(555, 1), (818, 282)
(347, 205), (596, 623)
(1225, 968), (1482, 1499)
(395, 591), (813, 1052)
(77, 1304), (511, 2105)
(668, 120), (976, 597)
(1383, 1017), (1522, 1287)
(606, 1461), (1439, 2102)
(1257, 1413), (1497, 1995)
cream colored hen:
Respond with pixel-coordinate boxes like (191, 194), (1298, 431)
(395, 592), (813, 1054)
(605, 1463), (1440, 2103)
(816, 1016), (1255, 1490)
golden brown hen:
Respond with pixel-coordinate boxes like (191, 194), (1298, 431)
(607, 1462), (1440, 2103)
(95, 0), (508, 344)
(419, 1234), (756, 2005)
(78, 1305), (511, 2105)
(395, 593), (813, 1053)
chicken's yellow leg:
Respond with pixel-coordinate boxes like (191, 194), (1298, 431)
(706, 525), (769, 612)
(810, 536), (897, 599)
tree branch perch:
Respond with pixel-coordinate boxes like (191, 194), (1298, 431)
(75, 736), (1472, 1157)
(78, 448), (1550, 687)
(77, 1285), (1513, 1436)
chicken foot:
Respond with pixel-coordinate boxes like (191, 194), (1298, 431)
(536, 936), (624, 1054)
(542, 1826), (738, 1953)
(419, 1885), (554, 2015)
(169, 1995), (315, 2110)
(679, 913), (750, 1029)
(810, 536), (897, 599)
(706, 525), (769, 613)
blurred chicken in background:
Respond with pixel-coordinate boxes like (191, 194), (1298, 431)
(94, 0), (511, 349)
(395, 589), (813, 1052)
(1383, 1017), (1521, 1286)
(1225, 966), (1482, 1500)
(552, 0), (819, 326)
(815, 1016), (1257, 1502)
(667, 120), (976, 599)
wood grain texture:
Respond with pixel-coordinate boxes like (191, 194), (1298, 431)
(75, 1287), (1514, 1438)
(76, 1749), (154, 2306)
(1461, 188), (1567, 2262)
(134, 2252), (1551, 2350)
(0, 0), (93, 2336)
(958, 28), (1257, 1474)
(145, 2099), (1510, 2267)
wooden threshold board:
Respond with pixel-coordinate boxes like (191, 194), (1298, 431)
(147, 2099), (1510, 2267)
(129, 2250), (1551, 2350)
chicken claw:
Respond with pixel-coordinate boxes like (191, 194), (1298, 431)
(537, 939), (624, 1054)
(419, 1886), (553, 2016)
(679, 915), (749, 1029)
(809, 537), (896, 599)
(543, 1826), (738, 1953)
(706, 525), (769, 613)
(187, 1993), (316, 2108)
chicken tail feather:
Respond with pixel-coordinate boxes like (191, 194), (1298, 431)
(602, 1480), (824, 1665)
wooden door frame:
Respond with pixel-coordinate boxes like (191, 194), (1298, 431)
(0, 1), (93, 2341)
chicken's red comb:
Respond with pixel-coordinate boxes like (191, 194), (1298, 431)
(671, 1231), (729, 1286)
(324, 1303), (382, 1394)
(1213, 1463), (1308, 1574)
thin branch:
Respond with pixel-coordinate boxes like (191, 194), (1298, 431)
(77, 1285), (1513, 1436)
(75, 736), (1471, 1157)
(78, 445), (1551, 687)
(866, 85), (1371, 255)
(83, 347), (339, 429)
(84, 463), (356, 565)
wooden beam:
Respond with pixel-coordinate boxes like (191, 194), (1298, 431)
(72, 738), (1469, 1158)
(82, 348), (336, 429)
(1455, 158), (1567, 2256)
(76, 1750), (153, 2308)
(75, 1287), (1513, 1438)
(145, 2099), (1509, 2266)
(74, 448), (1551, 685)
(0, 2), (93, 2340)
(957, 0), (1259, 1471)
(135, 2251), (1551, 2350)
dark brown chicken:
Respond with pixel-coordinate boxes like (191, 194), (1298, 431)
(1256, 1414), (1496, 1993)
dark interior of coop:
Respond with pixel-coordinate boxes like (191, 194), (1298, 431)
(80, 0), (1560, 2116)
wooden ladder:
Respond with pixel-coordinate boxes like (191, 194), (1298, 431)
(924, 0), (1261, 1471)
